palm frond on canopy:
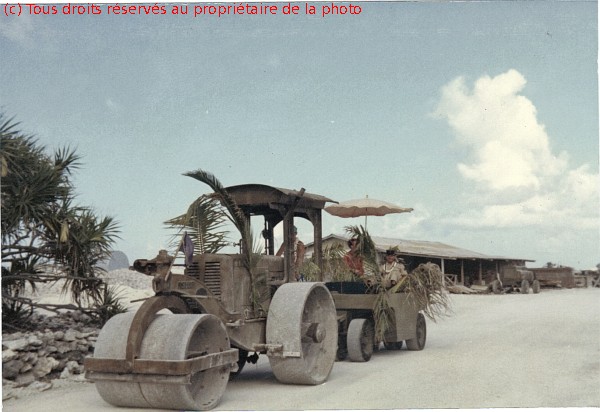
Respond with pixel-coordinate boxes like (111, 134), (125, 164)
(165, 194), (230, 254)
(183, 169), (265, 314)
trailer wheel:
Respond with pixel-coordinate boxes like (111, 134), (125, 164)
(267, 282), (337, 385)
(347, 318), (374, 362)
(383, 340), (403, 350)
(521, 279), (530, 294)
(532, 280), (541, 294)
(336, 338), (348, 361)
(406, 313), (427, 351)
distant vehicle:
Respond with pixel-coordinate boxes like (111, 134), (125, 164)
(530, 266), (577, 288)
(490, 265), (541, 294)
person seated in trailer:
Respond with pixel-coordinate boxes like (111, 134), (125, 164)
(380, 249), (408, 289)
(343, 237), (365, 279)
(276, 226), (305, 281)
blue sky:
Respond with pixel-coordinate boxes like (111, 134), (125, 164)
(1, 1), (598, 269)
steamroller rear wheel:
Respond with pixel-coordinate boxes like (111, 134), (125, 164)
(347, 318), (374, 362)
(266, 282), (337, 385)
(93, 310), (232, 410)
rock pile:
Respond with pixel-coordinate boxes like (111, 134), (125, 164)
(2, 311), (99, 398)
(2, 268), (153, 400)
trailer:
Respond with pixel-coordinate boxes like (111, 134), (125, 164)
(327, 281), (426, 361)
(490, 265), (540, 294)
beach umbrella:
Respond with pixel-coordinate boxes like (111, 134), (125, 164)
(324, 196), (413, 228)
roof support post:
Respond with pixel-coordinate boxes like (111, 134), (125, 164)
(281, 188), (305, 283)
(282, 214), (294, 283)
(460, 260), (464, 285)
(306, 209), (323, 281)
(242, 212), (251, 255)
(264, 217), (277, 256)
(440, 258), (446, 287)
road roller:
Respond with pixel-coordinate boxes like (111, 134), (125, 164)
(84, 184), (339, 410)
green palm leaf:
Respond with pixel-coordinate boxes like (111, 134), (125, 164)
(165, 194), (229, 254)
(183, 169), (263, 314)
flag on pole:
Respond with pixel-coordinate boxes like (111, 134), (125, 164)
(179, 232), (194, 267)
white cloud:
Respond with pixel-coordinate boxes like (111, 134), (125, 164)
(434, 69), (569, 191)
(378, 203), (429, 238)
(434, 69), (599, 231)
(0, 15), (35, 48)
(105, 98), (120, 111)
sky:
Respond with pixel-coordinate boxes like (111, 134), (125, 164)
(1, 1), (598, 270)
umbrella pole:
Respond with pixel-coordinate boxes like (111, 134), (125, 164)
(364, 195), (368, 229)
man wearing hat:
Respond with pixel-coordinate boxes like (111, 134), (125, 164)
(380, 249), (408, 289)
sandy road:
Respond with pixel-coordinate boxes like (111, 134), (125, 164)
(3, 288), (599, 411)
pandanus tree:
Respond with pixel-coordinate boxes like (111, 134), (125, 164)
(1, 114), (120, 328)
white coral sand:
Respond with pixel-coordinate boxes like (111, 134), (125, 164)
(5, 276), (599, 410)
(21, 268), (155, 312)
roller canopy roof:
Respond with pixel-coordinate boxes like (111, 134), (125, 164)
(223, 184), (337, 217)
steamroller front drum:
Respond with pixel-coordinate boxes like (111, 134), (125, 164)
(91, 312), (232, 411)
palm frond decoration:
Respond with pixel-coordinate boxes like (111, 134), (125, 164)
(372, 289), (393, 342)
(345, 225), (379, 278)
(165, 194), (230, 254)
(183, 169), (262, 314)
(248, 236), (268, 316)
(391, 262), (452, 321)
(299, 259), (321, 282)
(323, 243), (354, 282)
(184, 169), (249, 245)
(345, 226), (388, 340)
